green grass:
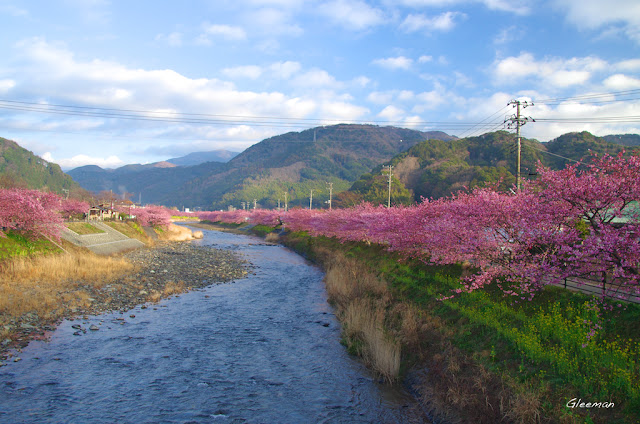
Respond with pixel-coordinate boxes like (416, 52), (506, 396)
(171, 215), (199, 220)
(104, 221), (149, 243)
(0, 231), (61, 259)
(250, 224), (275, 237)
(279, 230), (639, 423)
(65, 222), (105, 235)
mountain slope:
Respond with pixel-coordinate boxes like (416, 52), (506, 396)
(0, 137), (77, 192)
(341, 130), (638, 205)
(69, 124), (456, 208)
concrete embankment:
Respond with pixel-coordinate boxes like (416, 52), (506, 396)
(61, 222), (145, 255)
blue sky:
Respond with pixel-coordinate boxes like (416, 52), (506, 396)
(0, 0), (639, 169)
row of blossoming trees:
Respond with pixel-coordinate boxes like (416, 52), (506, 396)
(0, 188), (175, 241)
(0, 189), (89, 240)
(199, 153), (640, 299)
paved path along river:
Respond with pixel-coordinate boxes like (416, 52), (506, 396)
(0, 228), (427, 423)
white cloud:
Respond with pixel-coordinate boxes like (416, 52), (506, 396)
(615, 59), (640, 71)
(368, 91), (394, 104)
(222, 65), (263, 79)
(43, 152), (125, 169)
(0, 79), (16, 93)
(245, 8), (303, 36)
(372, 56), (413, 70)
(413, 89), (448, 111)
(378, 105), (405, 121)
(401, 11), (465, 32)
(65, 0), (111, 25)
(555, 0), (640, 43)
(317, 0), (386, 30)
(493, 25), (525, 45)
(390, 0), (531, 15)
(456, 90), (640, 142)
(398, 90), (415, 101)
(5, 38), (355, 140)
(268, 61), (302, 79)
(352, 76), (372, 87)
(418, 55), (433, 63)
(492, 52), (608, 88)
(155, 32), (183, 47)
(0, 4), (29, 17)
(319, 101), (369, 122)
(454, 71), (474, 87)
(200, 23), (247, 43)
(367, 90), (415, 104)
(293, 69), (340, 87)
(603, 74), (640, 90)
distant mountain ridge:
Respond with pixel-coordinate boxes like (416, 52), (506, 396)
(68, 124), (455, 208)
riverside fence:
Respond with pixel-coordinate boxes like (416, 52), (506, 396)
(548, 273), (640, 304)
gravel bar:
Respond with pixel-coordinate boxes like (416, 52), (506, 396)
(1, 241), (250, 361)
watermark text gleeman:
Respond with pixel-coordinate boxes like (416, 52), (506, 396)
(566, 398), (614, 409)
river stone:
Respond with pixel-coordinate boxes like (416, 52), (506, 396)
(89, 325), (99, 331)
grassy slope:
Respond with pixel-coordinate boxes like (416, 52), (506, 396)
(65, 222), (105, 235)
(0, 231), (62, 260)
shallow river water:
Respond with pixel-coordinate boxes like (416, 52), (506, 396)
(0, 229), (427, 423)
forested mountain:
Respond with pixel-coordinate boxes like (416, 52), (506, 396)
(339, 131), (639, 206)
(67, 160), (225, 205)
(68, 124), (455, 209)
(0, 137), (77, 193)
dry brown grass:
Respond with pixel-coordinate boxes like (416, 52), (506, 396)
(0, 251), (135, 321)
(264, 232), (280, 243)
(157, 224), (203, 241)
(286, 234), (548, 423)
(324, 252), (388, 307)
(343, 299), (401, 382)
(323, 252), (400, 382)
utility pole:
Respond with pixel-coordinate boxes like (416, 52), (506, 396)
(309, 189), (314, 209)
(284, 192), (288, 212)
(506, 100), (534, 191)
(383, 165), (393, 208)
(253, 199), (257, 210)
(278, 198), (281, 211)
(326, 182), (333, 210)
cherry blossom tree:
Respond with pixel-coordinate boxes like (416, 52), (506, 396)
(533, 152), (640, 290)
(0, 189), (64, 239)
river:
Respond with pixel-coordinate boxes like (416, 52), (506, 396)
(0, 228), (427, 423)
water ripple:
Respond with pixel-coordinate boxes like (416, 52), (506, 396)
(0, 229), (425, 423)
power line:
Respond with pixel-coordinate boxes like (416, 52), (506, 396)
(456, 104), (511, 138)
(534, 89), (640, 104)
(535, 116), (640, 123)
(0, 98), (522, 129)
(527, 144), (584, 165)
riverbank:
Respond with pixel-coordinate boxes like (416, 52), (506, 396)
(0, 233), (249, 364)
(205, 221), (639, 424)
